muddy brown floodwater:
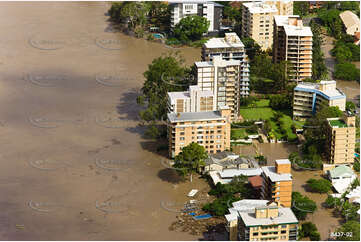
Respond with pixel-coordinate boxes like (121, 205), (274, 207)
(0, 2), (205, 240)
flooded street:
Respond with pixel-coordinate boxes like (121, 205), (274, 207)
(292, 170), (342, 240)
(0, 2), (202, 240)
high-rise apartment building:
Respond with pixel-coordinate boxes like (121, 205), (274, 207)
(202, 32), (249, 62)
(196, 56), (248, 121)
(241, 1), (278, 50)
(326, 115), (356, 165)
(225, 200), (298, 241)
(261, 159), (293, 208)
(293, 81), (346, 120)
(169, 1), (223, 32)
(273, 15), (313, 82)
(167, 85), (215, 113)
(267, 0), (294, 15)
(167, 107), (231, 158)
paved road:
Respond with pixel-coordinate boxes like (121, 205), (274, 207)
(320, 34), (336, 79)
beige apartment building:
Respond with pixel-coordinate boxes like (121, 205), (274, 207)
(261, 159), (293, 208)
(326, 115), (356, 165)
(196, 56), (246, 121)
(167, 85), (215, 113)
(225, 200), (298, 241)
(202, 32), (250, 62)
(241, 1), (278, 50)
(267, 0), (294, 15)
(273, 15), (313, 82)
(293, 81), (346, 120)
(167, 107), (231, 158)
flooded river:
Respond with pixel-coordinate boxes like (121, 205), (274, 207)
(0, 2), (202, 240)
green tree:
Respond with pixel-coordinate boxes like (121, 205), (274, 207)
(146, 1), (170, 30)
(293, 2), (310, 17)
(269, 94), (291, 110)
(303, 104), (343, 157)
(306, 178), (332, 193)
(242, 37), (262, 61)
(334, 62), (360, 81)
(336, 220), (360, 241)
(341, 200), (360, 221)
(346, 101), (356, 112)
(204, 175), (251, 216)
(354, 160), (360, 172)
(299, 222), (320, 241)
(108, 2), (149, 30)
(174, 15), (209, 43)
(310, 21), (328, 80)
(318, 8), (343, 39)
(291, 192), (317, 220)
(139, 52), (192, 122)
(173, 142), (208, 176)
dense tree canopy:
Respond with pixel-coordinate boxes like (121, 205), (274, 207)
(291, 192), (317, 220)
(303, 104), (343, 158)
(299, 222), (321, 241)
(203, 175), (252, 216)
(173, 142), (208, 176)
(306, 178), (332, 193)
(336, 220), (360, 241)
(334, 63), (360, 81)
(174, 16), (209, 43)
(310, 21), (328, 80)
(138, 52), (193, 122)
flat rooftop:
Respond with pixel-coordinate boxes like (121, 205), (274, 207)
(219, 168), (262, 178)
(195, 59), (241, 67)
(284, 25), (313, 37)
(239, 207), (298, 226)
(204, 33), (244, 49)
(274, 15), (313, 36)
(294, 81), (346, 100)
(261, 166), (292, 182)
(167, 111), (225, 123)
(169, 1), (224, 7)
(276, 159), (291, 165)
(242, 2), (277, 14)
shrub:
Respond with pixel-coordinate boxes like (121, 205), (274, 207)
(306, 178), (332, 193)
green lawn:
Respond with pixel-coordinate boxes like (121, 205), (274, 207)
(280, 115), (298, 141)
(239, 107), (275, 120)
(238, 99), (303, 142)
(231, 128), (248, 140)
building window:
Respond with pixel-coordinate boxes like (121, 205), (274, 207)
(281, 230), (286, 234)
(180, 137), (185, 141)
(180, 132), (185, 135)
(253, 232), (259, 236)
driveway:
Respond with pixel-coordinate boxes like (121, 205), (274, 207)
(321, 34), (336, 79)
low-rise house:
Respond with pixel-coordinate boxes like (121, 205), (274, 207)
(203, 151), (256, 173)
(328, 165), (357, 194)
(346, 186), (361, 215)
(339, 10), (360, 36)
(225, 200), (298, 241)
(204, 151), (262, 185)
(248, 175), (263, 198)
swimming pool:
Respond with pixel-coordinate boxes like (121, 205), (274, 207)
(193, 214), (212, 220)
(153, 33), (165, 39)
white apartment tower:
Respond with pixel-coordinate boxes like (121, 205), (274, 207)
(170, 1), (224, 32)
(196, 56), (248, 121)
